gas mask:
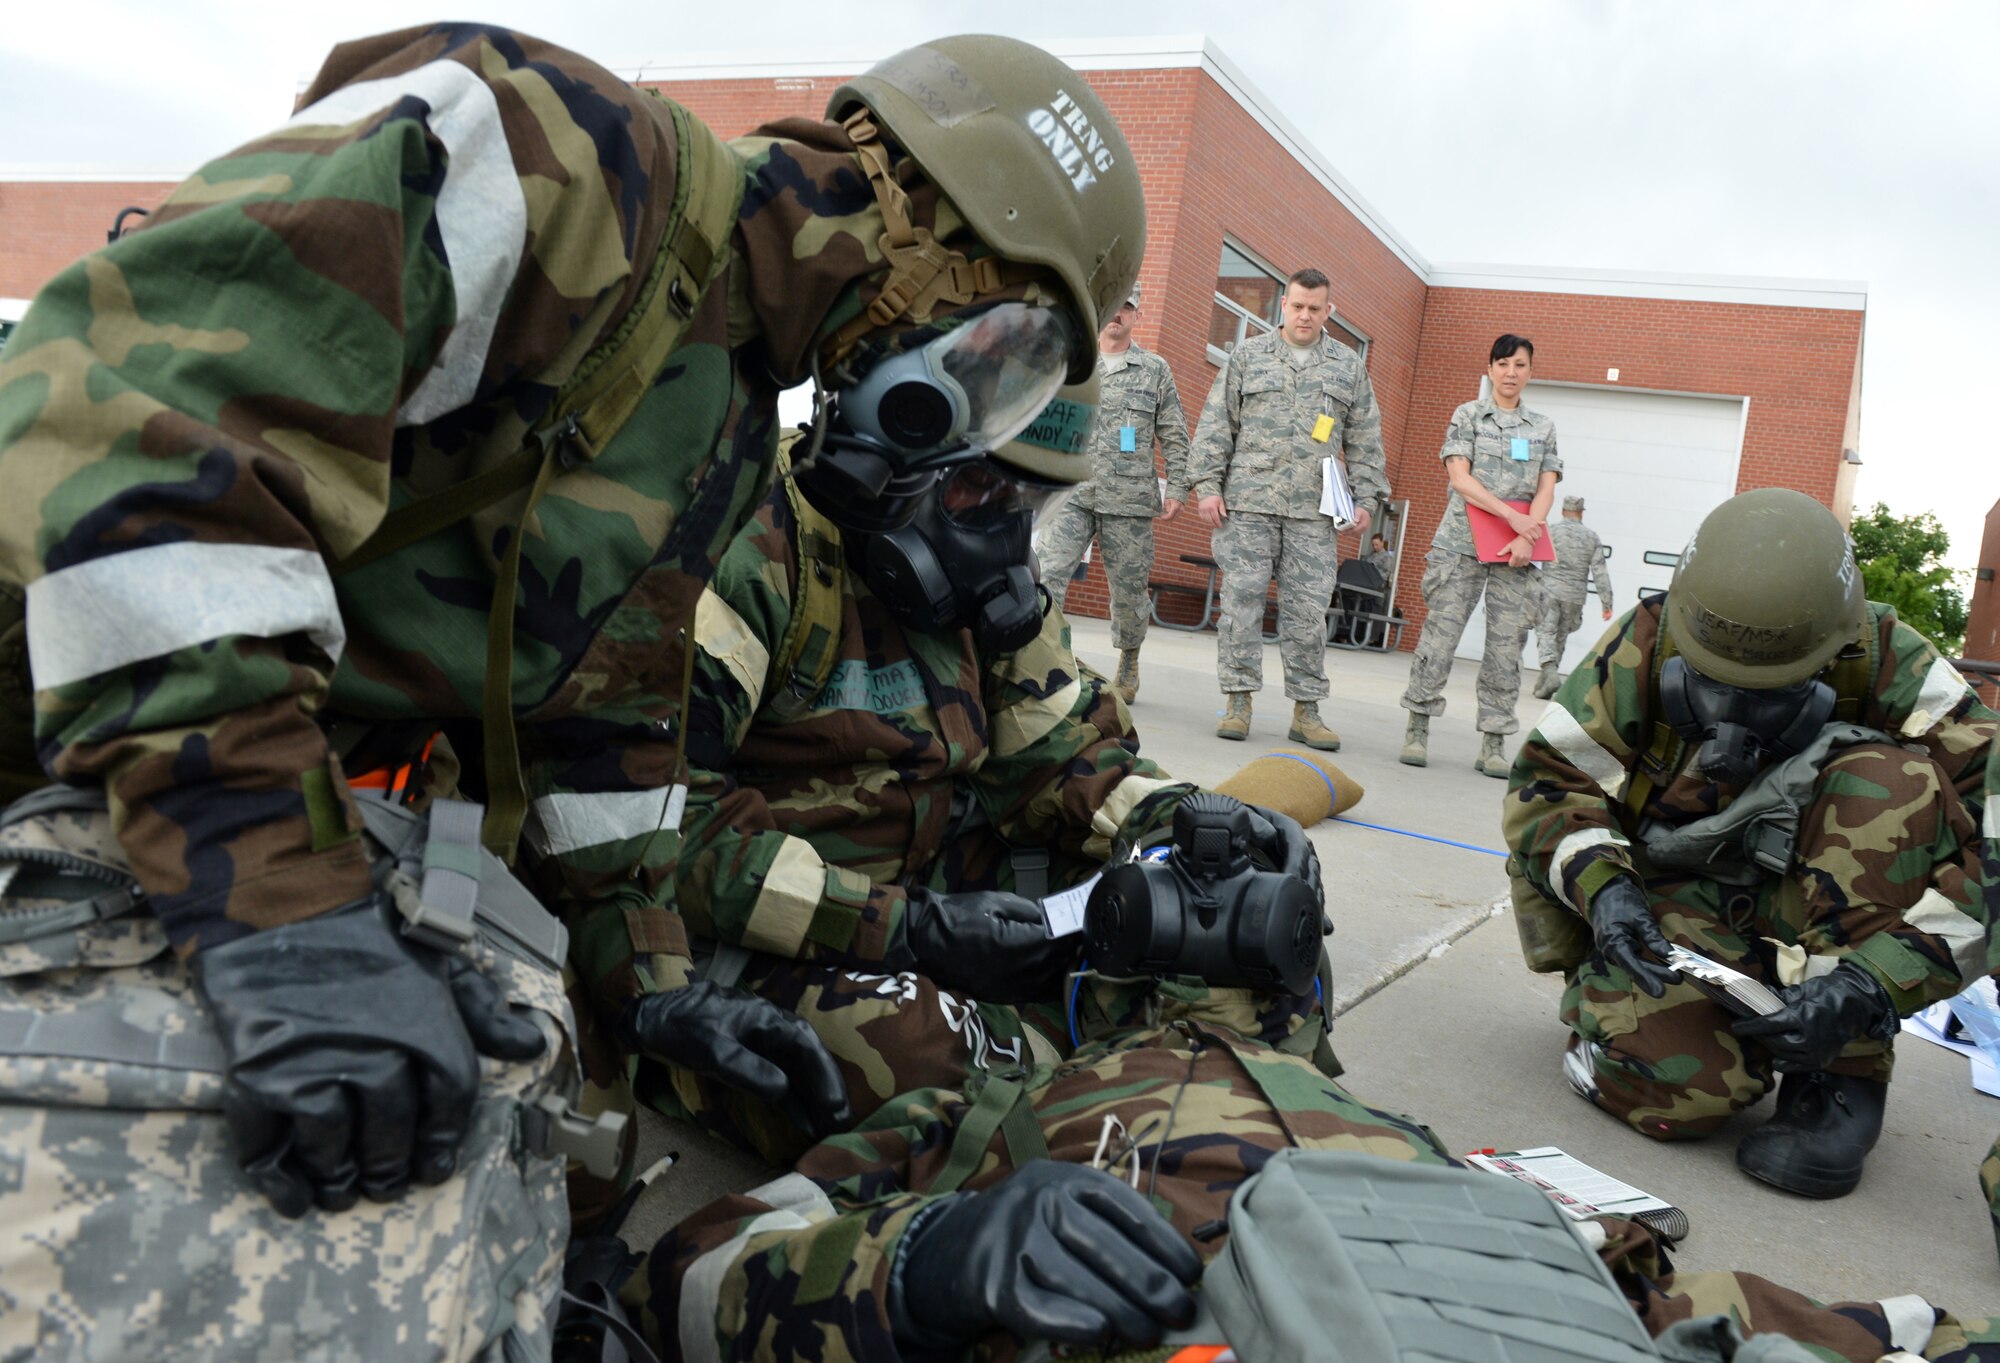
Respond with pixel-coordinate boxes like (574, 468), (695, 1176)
(1659, 655), (1835, 785)
(793, 301), (1078, 533)
(847, 457), (1071, 653)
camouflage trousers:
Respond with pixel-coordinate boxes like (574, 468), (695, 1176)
(1213, 511), (1339, 701)
(1536, 592), (1585, 667)
(1400, 549), (1542, 734)
(1564, 743), (1986, 1139)
(1036, 503), (1156, 649)
(644, 827), (1093, 1167)
(0, 923), (575, 1363)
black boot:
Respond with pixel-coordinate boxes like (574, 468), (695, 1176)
(1734, 1070), (1886, 1199)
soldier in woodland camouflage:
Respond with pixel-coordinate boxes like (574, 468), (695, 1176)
(1533, 494), (1616, 698)
(1505, 490), (1998, 1200)
(1400, 334), (1560, 777)
(1035, 284), (1193, 703)
(648, 970), (2000, 1363)
(0, 20), (1156, 1345)
(1189, 268), (1388, 750)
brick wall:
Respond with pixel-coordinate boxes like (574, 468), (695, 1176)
(0, 183), (173, 299)
(1965, 498), (2000, 668)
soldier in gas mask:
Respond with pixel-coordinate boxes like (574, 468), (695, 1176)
(1505, 489), (1997, 1199)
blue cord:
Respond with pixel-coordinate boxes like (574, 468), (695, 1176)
(1262, 751), (1507, 858)
(1068, 962), (1086, 1048)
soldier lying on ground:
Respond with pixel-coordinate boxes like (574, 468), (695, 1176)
(0, 21), (1154, 1240)
(611, 403), (1322, 1169)
(1505, 489), (1998, 1200)
(645, 963), (2000, 1363)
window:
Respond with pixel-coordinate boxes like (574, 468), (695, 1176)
(1206, 239), (1371, 366)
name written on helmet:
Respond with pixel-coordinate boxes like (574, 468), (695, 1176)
(1025, 91), (1117, 192)
(1017, 397), (1094, 453)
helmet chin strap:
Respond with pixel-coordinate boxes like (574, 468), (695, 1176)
(815, 112), (1054, 378)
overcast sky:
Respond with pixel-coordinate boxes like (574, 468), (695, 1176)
(5, 1), (1995, 571)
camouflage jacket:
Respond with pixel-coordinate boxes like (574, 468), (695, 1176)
(1429, 398), (1561, 558)
(1188, 331), (1388, 518)
(1545, 518), (1613, 608)
(0, 25), (940, 957)
(1070, 344), (1192, 516)
(653, 984), (1444, 1362)
(601, 480), (1197, 1000)
(1503, 598), (2000, 1011)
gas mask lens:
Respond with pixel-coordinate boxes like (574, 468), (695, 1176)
(839, 303), (1077, 461)
(936, 460), (1073, 531)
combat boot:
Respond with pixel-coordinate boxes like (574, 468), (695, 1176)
(1532, 662), (1562, 700)
(1399, 714), (1429, 767)
(1734, 1071), (1887, 1199)
(1476, 732), (1510, 779)
(1287, 702), (1341, 752)
(1216, 693), (1252, 741)
(1113, 649), (1141, 704)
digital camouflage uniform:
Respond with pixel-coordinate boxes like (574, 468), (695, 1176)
(1401, 396), (1562, 734)
(1538, 516), (1615, 668)
(1189, 331), (1387, 701)
(1505, 598), (1998, 1139)
(632, 477), (1197, 1162)
(650, 980), (2000, 1363)
(1035, 344), (1191, 648)
(1366, 545), (1398, 584)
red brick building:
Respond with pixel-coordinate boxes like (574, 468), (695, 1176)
(0, 37), (1869, 663)
(1966, 499), (2000, 673)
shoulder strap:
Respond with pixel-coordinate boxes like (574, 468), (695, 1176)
(1827, 603), (1881, 724)
(763, 438), (847, 725)
(929, 1069), (1050, 1193)
(338, 100), (745, 862)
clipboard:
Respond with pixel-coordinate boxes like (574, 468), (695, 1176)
(1466, 499), (1555, 563)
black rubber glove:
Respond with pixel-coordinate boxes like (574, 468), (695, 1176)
(621, 981), (852, 1140)
(195, 894), (547, 1218)
(1242, 803), (1326, 908)
(895, 888), (1078, 1004)
(890, 1162), (1202, 1356)
(1731, 961), (1899, 1072)
(1587, 875), (1679, 999)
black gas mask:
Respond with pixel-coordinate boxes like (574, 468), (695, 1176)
(1659, 655), (1836, 786)
(847, 458), (1070, 653)
(794, 301), (1079, 650)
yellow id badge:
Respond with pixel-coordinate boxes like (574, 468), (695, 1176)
(1311, 414), (1336, 443)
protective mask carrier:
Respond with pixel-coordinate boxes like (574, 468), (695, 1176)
(1659, 655), (1836, 785)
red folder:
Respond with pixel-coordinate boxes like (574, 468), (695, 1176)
(1466, 499), (1556, 564)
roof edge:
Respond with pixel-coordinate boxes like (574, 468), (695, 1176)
(1430, 262), (1868, 311)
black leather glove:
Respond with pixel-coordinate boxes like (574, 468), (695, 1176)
(621, 981), (851, 1140)
(1587, 875), (1679, 999)
(890, 1162), (1202, 1355)
(1731, 961), (1899, 1072)
(895, 887), (1078, 1004)
(1242, 803), (1326, 909)
(195, 894), (547, 1218)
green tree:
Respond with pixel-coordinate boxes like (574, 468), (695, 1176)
(1849, 502), (1968, 655)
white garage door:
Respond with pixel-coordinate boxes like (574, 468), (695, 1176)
(1454, 382), (1747, 673)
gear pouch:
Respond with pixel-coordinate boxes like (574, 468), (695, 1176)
(0, 785), (580, 1363)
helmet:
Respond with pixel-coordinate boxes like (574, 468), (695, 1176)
(828, 36), (1145, 380)
(1666, 488), (1867, 688)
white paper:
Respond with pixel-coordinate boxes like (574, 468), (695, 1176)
(1465, 1146), (1675, 1223)
(1040, 873), (1100, 938)
(1319, 457), (1356, 528)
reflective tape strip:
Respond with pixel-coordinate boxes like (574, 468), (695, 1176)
(1531, 701), (1630, 801)
(528, 785), (683, 857)
(742, 836), (823, 956)
(1904, 887), (1989, 982)
(26, 543), (343, 690)
(1901, 656), (1972, 738)
(288, 59), (526, 425)
(678, 1173), (834, 1363)
(1879, 1294), (1936, 1353)
(1986, 797), (1997, 848)
(990, 675), (1082, 758)
(1549, 827), (1630, 911)
(693, 590), (770, 706)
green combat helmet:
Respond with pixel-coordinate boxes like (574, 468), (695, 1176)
(825, 36), (1146, 381)
(1667, 488), (1867, 688)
